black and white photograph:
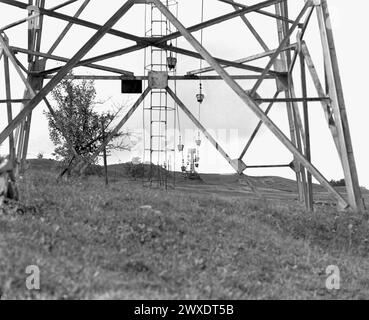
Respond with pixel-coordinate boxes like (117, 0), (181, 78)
(0, 0), (368, 306)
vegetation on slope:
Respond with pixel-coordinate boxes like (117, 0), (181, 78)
(0, 169), (369, 300)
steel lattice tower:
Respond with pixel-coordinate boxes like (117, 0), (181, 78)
(0, 0), (364, 212)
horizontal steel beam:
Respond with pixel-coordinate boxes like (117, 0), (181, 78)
(0, 99), (30, 104)
(246, 164), (292, 169)
(43, 75), (272, 81)
(254, 97), (330, 103)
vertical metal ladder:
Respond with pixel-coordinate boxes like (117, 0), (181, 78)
(143, 0), (178, 188)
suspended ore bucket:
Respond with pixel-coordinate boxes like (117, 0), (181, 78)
(196, 93), (204, 104)
(167, 56), (177, 71)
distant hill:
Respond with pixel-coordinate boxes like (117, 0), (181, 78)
(27, 159), (199, 183)
(25, 159), (368, 198)
(25, 159), (300, 190)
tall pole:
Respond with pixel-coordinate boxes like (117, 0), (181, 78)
(317, 0), (364, 212)
(276, 2), (305, 203)
(101, 119), (108, 186)
(300, 48), (313, 211)
(3, 39), (15, 164)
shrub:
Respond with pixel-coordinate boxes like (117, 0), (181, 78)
(126, 163), (145, 180)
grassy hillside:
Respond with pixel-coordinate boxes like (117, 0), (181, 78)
(0, 162), (369, 299)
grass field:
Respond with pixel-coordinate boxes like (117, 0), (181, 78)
(1, 160), (369, 300)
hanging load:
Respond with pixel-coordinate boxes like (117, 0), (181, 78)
(167, 43), (177, 71)
(181, 158), (187, 173)
(167, 55), (177, 71)
(196, 83), (205, 103)
(195, 150), (200, 167)
(195, 132), (202, 147)
(177, 135), (184, 152)
(196, 93), (204, 104)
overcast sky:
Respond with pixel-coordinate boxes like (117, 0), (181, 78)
(0, 0), (368, 188)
